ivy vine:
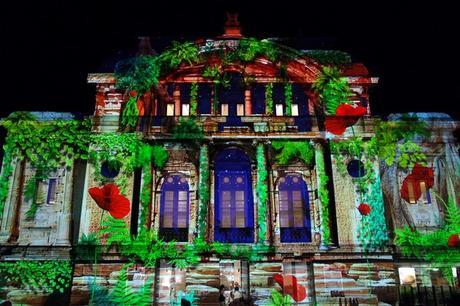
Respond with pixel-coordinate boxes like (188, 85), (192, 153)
(265, 83), (274, 115)
(271, 141), (314, 166)
(121, 95), (139, 129)
(303, 50), (352, 65)
(315, 147), (331, 245)
(197, 145), (209, 240)
(0, 260), (72, 294)
(203, 64), (230, 113)
(357, 171), (389, 252)
(0, 137), (15, 218)
(0, 113), (91, 219)
(99, 215), (271, 268)
(284, 83), (293, 116)
(190, 82), (198, 116)
(172, 118), (204, 141)
(395, 196), (460, 284)
(256, 144), (268, 243)
(312, 66), (352, 115)
(373, 114), (430, 169)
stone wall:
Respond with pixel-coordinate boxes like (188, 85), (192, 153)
(151, 143), (198, 241)
(78, 162), (134, 240)
(0, 162), (74, 250)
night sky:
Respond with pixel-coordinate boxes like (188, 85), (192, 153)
(0, 1), (458, 119)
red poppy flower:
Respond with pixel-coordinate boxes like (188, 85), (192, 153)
(448, 234), (459, 248)
(129, 90), (137, 97)
(273, 273), (307, 302)
(357, 203), (371, 216)
(400, 164), (434, 203)
(325, 103), (367, 135)
(88, 184), (130, 219)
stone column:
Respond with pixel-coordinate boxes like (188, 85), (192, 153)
(173, 85), (181, 117)
(55, 168), (72, 246)
(244, 89), (252, 115)
(211, 85), (216, 116)
(0, 160), (20, 242)
(314, 142), (330, 249)
(78, 162), (92, 239)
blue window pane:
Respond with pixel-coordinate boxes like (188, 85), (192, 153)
(160, 175), (189, 242)
(214, 149), (254, 243)
(251, 84), (265, 114)
(47, 178), (57, 204)
(180, 83), (191, 105)
(273, 83), (284, 106)
(279, 175), (311, 243)
(347, 160), (366, 178)
(292, 84), (312, 131)
(100, 160), (121, 178)
(198, 84), (212, 114)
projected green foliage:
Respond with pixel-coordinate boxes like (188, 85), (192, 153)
(315, 147), (331, 246)
(271, 141), (314, 166)
(0, 261), (72, 294)
(268, 290), (293, 306)
(312, 66), (352, 115)
(0, 112), (91, 218)
(197, 145), (209, 240)
(395, 196), (460, 284)
(284, 83), (293, 116)
(256, 144), (268, 243)
(265, 83), (274, 115)
(372, 114), (430, 169)
(190, 82), (198, 116)
(172, 118), (204, 140)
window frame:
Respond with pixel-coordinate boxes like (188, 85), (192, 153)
(276, 174), (312, 243)
(159, 174), (190, 242)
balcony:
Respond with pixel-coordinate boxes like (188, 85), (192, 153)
(147, 115), (316, 138)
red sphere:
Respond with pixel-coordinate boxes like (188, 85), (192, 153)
(357, 203), (371, 216)
(448, 234), (459, 248)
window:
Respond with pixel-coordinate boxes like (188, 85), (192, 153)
(35, 178), (58, 204)
(159, 175), (189, 242)
(221, 104), (229, 116)
(278, 174), (311, 243)
(419, 181), (431, 204)
(236, 104), (245, 116)
(399, 267), (416, 286)
(276, 104), (284, 116)
(182, 104), (190, 116)
(400, 165), (434, 205)
(47, 178), (57, 204)
(100, 160), (121, 178)
(219, 176), (247, 228)
(166, 104), (175, 116)
(347, 159), (366, 178)
(291, 104), (299, 116)
(214, 148), (254, 243)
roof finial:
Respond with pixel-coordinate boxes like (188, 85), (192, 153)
(223, 12), (243, 38)
(137, 36), (156, 56)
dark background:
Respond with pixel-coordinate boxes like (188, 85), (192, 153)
(0, 0), (458, 119)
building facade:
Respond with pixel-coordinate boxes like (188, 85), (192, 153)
(1, 19), (459, 306)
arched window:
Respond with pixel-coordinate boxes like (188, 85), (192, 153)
(278, 174), (311, 243)
(159, 174), (189, 242)
(214, 148), (254, 243)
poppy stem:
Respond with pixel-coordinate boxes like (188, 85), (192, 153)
(90, 211), (105, 304)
